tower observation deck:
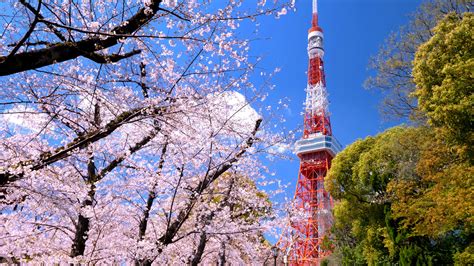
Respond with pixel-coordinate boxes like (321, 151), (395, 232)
(279, 1), (341, 264)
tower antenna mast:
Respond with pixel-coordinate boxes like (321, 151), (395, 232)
(312, 0), (318, 26)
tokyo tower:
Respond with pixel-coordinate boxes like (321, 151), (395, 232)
(279, 0), (342, 264)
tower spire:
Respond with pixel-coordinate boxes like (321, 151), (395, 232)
(312, 0), (318, 26)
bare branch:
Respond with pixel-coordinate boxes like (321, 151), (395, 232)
(6, 0), (43, 59)
(158, 7), (190, 22)
(19, 0), (67, 42)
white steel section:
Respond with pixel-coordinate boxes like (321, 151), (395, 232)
(309, 49), (324, 59)
(313, 0), (318, 14)
(305, 82), (329, 116)
(308, 31), (324, 58)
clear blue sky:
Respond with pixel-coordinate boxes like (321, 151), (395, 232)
(249, 0), (423, 202)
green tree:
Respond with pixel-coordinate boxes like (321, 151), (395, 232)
(413, 12), (474, 156)
(390, 13), (474, 264)
(327, 126), (468, 265)
(365, 0), (472, 119)
(329, 5), (474, 265)
(328, 12), (474, 264)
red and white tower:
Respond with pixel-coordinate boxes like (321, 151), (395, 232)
(279, 0), (341, 264)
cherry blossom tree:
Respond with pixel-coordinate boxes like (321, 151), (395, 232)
(0, 0), (293, 263)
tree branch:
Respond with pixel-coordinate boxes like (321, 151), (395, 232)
(158, 7), (190, 22)
(19, 0), (67, 42)
(6, 0), (43, 59)
(96, 129), (159, 180)
(0, 0), (164, 76)
(82, 49), (142, 64)
(158, 118), (262, 246)
(0, 105), (163, 188)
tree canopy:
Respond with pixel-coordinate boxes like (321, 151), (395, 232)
(0, 0), (294, 263)
(413, 12), (474, 155)
(327, 9), (474, 265)
(365, 0), (472, 119)
(327, 125), (472, 265)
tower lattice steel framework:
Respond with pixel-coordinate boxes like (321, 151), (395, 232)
(279, 1), (341, 265)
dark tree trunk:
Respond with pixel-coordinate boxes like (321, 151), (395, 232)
(138, 191), (156, 240)
(190, 232), (207, 266)
(218, 242), (226, 266)
(70, 158), (96, 257)
(135, 142), (168, 266)
(70, 209), (92, 257)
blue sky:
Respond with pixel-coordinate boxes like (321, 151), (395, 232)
(249, 0), (423, 201)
